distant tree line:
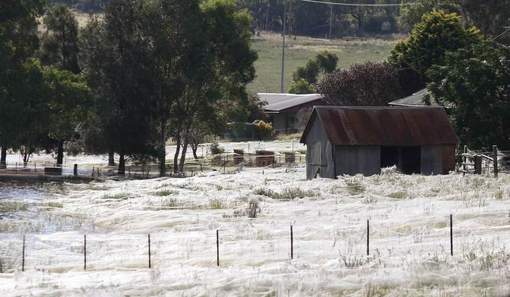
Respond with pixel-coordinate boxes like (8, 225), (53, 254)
(46, 0), (510, 41)
(0, 0), (257, 175)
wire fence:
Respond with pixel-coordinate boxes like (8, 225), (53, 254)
(2, 211), (510, 274)
(0, 151), (308, 180)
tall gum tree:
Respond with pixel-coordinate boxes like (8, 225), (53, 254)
(0, 0), (45, 167)
(40, 5), (82, 166)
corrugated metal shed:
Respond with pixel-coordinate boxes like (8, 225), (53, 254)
(258, 93), (324, 113)
(300, 106), (458, 146)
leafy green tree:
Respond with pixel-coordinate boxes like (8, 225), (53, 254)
(401, 0), (510, 44)
(427, 41), (510, 149)
(9, 59), (50, 165)
(290, 51), (338, 94)
(40, 5), (81, 74)
(318, 62), (403, 106)
(459, 0), (510, 44)
(79, 15), (117, 165)
(293, 59), (320, 85)
(141, 0), (206, 175)
(400, 0), (460, 31)
(316, 51), (339, 73)
(390, 10), (482, 81)
(0, 0), (45, 167)
(98, 0), (158, 175)
(141, 0), (257, 174)
(43, 67), (91, 166)
(174, 0), (257, 173)
(289, 78), (315, 94)
(39, 4), (83, 165)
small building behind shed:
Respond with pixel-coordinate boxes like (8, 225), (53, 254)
(258, 93), (325, 134)
(300, 106), (458, 179)
(388, 89), (439, 107)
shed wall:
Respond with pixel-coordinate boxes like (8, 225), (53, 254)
(441, 145), (456, 174)
(420, 145), (456, 175)
(420, 145), (442, 175)
(304, 117), (335, 179)
(334, 146), (381, 176)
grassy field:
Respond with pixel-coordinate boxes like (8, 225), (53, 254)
(72, 12), (400, 95)
(249, 32), (401, 94)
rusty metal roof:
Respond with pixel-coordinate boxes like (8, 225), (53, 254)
(257, 93), (324, 113)
(300, 106), (458, 146)
(388, 89), (439, 107)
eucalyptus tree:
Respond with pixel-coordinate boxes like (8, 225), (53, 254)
(39, 4), (84, 165)
(79, 15), (118, 166)
(91, 0), (157, 175)
(0, 0), (45, 167)
(170, 0), (257, 173)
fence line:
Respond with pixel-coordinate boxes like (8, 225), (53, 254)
(3, 213), (498, 273)
(0, 151), (307, 180)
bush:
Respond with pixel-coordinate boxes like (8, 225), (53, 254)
(210, 142), (224, 155)
(288, 78), (315, 94)
(253, 187), (316, 200)
(254, 120), (274, 140)
(318, 62), (403, 106)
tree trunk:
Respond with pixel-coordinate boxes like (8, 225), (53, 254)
(173, 133), (181, 174)
(179, 135), (189, 173)
(159, 121), (167, 177)
(191, 141), (199, 160)
(118, 153), (125, 175)
(108, 149), (115, 166)
(56, 140), (64, 166)
(22, 146), (32, 165)
(0, 146), (6, 168)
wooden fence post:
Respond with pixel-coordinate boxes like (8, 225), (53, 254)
(84, 234), (87, 271)
(450, 214), (453, 256)
(367, 220), (370, 256)
(216, 230), (220, 267)
(290, 225), (294, 260)
(463, 145), (468, 174)
(148, 234), (151, 269)
(21, 235), (25, 272)
(493, 145), (498, 178)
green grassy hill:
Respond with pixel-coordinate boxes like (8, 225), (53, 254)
(248, 32), (400, 94)
(72, 12), (399, 96)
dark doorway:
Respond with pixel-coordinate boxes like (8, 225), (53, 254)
(381, 146), (399, 168)
(380, 146), (421, 174)
(401, 146), (421, 174)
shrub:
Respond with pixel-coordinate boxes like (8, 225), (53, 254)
(254, 120), (274, 140)
(210, 142), (224, 155)
(253, 187), (316, 200)
(152, 189), (177, 196)
(318, 62), (404, 106)
(288, 78), (315, 94)
(345, 179), (366, 195)
(209, 199), (224, 209)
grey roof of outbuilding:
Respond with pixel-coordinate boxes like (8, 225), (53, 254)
(257, 93), (324, 113)
(389, 89), (439, 107)
(300, 106), (458, 146)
